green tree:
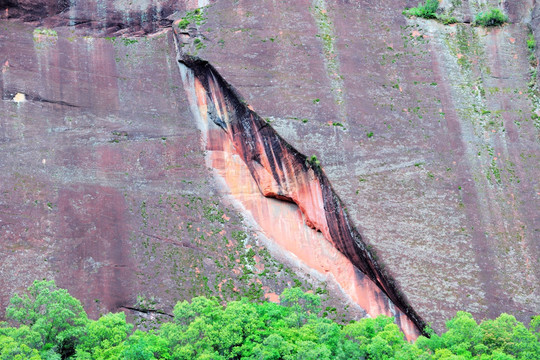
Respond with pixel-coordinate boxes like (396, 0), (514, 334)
(480, 313), (539, 359)
(218, 299), (262, 358)
(248, 333), (293, 360)
(530, 315), (540, 340)
(343, 315), (395, 340)
(441, 311), (482, 357)
(280, 287), (321, 328)
(121, 330), (170, 360)
(75, 312), (132, 359)
(0, 324), (43, 360)
(295, 340), (332, 360)
(6, 280), (88, 358)
(172, 297), (221, 329)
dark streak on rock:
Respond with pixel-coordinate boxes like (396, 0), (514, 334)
(120, 306), (173, 317)
(3, 89), (81, 108)
(28, 96), (81, 108)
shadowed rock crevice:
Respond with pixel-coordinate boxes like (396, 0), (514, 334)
(2, 90), (81, 108)
(173, 47), (427, 336)
(120, 306), (173, 318)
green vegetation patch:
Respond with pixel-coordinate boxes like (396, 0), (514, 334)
(404, 4), (508, 27)
(438, 14), (458, 25)
(528, 33), (536, 51)
(311, 0), (346, 117)
(33, 28), (58, 37)
(527, 32), (538, 74)
(403, 1), (458, 25)
(33, 28), (58, 49)
(474, 8), (508, 27)
(403, 0), (439, 20)
(2, 280), (539, 359)
(306, 155), (321, 168)
(177, 8), (207, 30)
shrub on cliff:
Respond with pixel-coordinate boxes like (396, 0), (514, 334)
(403, 1), (458, 25)
(474, 8), (508, 27)
(403, 0), (439, 20)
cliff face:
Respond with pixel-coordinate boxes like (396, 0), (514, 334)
(1, 0), (539, 333)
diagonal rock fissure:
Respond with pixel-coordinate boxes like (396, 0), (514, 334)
(120, 306), (173, 318)
(172, 33), (427, 339)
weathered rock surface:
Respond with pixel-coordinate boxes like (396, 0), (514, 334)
(1, 0), (539, 333)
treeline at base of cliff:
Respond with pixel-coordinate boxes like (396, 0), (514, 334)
(1, 281), (538, 360)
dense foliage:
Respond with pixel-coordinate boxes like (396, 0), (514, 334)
(474, 9), (508, 27)
(1, 281), (538, 359)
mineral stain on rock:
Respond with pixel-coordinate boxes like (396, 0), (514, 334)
(173, 32), (426, 339)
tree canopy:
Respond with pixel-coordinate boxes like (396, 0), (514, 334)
(1, 280), (538, 359)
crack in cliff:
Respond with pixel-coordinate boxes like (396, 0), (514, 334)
(2, 90), (81, 108)
(172, 32), (427, 337)
(120, 306), (173, 318)
(142, 232), (202, 251)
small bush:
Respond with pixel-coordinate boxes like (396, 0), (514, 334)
(528, 33), (537, 67)
(403, 0), (439, 19)
(306, 155), (320, 168)
(439, 14), (458, 25)
(474, 8), (508, 27)
(177, 18), (190, 29)
(527, 33), (536, 51)
(177, 7), (207, 30)
(33, 28), (57, 37)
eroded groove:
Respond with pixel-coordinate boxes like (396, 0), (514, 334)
(173, 35), (427, 338)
